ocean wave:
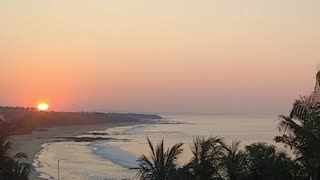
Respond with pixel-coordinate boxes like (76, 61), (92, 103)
(33, 143), (57, 180)
(90, 141), (138, 169)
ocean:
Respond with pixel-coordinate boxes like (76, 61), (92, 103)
(33, 114), (281, 180)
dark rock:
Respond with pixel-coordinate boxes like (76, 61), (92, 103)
(54, 136), (131, 142)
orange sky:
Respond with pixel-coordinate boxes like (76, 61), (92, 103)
(0, 0), (319, 113)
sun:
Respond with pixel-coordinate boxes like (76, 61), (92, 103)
(37, 103), (49, 111)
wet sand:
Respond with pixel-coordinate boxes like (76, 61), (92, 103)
(10, 121), (138, 180)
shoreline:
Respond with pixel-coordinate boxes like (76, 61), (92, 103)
(10, 121), (142, 180)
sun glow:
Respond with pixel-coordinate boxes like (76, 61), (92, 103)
(37, 103), (49, 111)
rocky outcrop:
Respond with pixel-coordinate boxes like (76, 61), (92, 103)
(54, 136), (131, 142)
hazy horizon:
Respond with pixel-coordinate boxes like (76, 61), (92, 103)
(1, 0), (320, 114)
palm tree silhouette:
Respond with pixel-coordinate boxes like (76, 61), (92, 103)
(0, 122), (31, 180)
(223, 140), (246, 180)
(185, 136), (225, 180)
(244, 143), (294, 180)
(275, 96), (320, 180)
(315, 69), (320, 100)
(136, 137), (183, 180)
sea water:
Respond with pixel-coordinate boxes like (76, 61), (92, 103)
(33, 114), (281, 180)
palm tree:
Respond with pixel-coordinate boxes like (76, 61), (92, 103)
(0, 122), (31, 180)
(185, 136), (226, 180)
(136, 137), (184, 180)
(3, 160), (31, 180)
(173, 167), (195, 180)
(275, 96), (320, 180)
(313, 69), (320, 101)
(317, 69), (320, 86)
(223, 141), (247, 180)
(244, 143), (294, 180)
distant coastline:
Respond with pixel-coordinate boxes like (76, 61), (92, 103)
(1, 107), (161, 180)
(0, 106), (161, 135)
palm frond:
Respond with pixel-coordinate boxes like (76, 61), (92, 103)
(278, 115), (320, 145)
(187, 136), (226, 180)
(0, 136), (11, 156)
(317, 69), (320, 86)
(290, 96), (320, 119)
(165, 143), (183, 167)
(278, 115), (302, 134)
(147, 137), (156, 159)
(13, 153), (28, 160)
(136, 155), (157, 180)
(136, 138), (183, 180)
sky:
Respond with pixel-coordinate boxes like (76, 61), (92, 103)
(0, 0), (319, 114)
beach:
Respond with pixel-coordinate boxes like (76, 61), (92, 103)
(11, 114), (281, 180)
(10, 121), (139, 180)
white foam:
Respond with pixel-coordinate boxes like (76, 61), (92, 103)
(91, 141), (138, 169)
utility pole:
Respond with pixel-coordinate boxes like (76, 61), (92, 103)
(58, 160), (60, 180)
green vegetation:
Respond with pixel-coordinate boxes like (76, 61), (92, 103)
(275, 96), (320, 180)
(0, 122), (31, 180)
(136, 137), (184, 180)
(137, 137), (301, 180)
(186, 137), (225, 180)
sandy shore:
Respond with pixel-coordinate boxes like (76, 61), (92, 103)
(10, 121), (139, 180)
